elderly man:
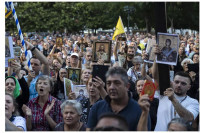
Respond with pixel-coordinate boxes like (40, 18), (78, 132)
(87, 67), (151, 131)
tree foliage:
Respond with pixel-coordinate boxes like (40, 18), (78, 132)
(5, 2), (199, 33)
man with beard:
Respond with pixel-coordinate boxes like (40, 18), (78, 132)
(126, 45), (136, 69)
(154, 71), (199, 131)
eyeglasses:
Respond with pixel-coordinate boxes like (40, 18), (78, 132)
(174, 80), (188, 86)
(93, 126), (124, 131)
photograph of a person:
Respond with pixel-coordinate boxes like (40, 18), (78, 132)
(157, 33), (179, 65)
(68, 68), (81, 84)
(73, 85), (88, 102)
(92, 41), (111, 63)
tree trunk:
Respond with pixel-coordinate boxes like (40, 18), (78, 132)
(169, 17), (174, 34)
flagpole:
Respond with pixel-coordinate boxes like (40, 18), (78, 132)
(10, 2), (32, 70)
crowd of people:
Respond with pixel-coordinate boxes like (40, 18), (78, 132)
(5, 31), (199, 131)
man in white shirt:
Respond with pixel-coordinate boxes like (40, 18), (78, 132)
(154, 71), (199, 131)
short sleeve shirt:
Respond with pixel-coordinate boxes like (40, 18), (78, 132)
(26, 95), (63, 131)
(87, 96), (151, 131)
(12, 116), (27, 131)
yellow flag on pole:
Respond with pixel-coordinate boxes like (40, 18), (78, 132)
(112, 16), (125, 40)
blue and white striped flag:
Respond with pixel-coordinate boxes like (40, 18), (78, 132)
(5, 2), (12, 19)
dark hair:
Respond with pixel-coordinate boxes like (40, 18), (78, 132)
(106, 67), (129, 84)
(30, 57), (42, 65)
(167, 118), (191, 131)
(95, 113), (129, 131)
(192, 53), (199, 61)
(166, 39), (171, 45)
(174, 71), (192, 85)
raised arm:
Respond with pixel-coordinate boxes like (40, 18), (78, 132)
(25, 41), (50, 75)
(164, 88), (196, 122)
(137, 94), (150, 131)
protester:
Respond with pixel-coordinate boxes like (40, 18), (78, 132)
(22, 75), (62, 131)
(24, 41), (50, 100)
(93, 113), (129, 131)
(5, 93), (27, 131)
(54, 100), (86, 131)
(87, 67), (151, 131)
(167, 118), (191, 131)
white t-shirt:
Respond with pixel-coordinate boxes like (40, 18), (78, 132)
(12, 116), (27, 131)
(154, 94), (199, 131)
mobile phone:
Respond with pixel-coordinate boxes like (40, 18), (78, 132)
(188, 63), (199, 73)
(92, 65), (109, 84)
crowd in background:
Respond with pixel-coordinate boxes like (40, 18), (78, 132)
(5, 31), (199, 131)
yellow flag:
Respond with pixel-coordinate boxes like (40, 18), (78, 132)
(112, 16), (125, 40)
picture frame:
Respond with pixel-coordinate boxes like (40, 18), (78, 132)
(156, 33), (179, 66)
(56, 37), (63, 47)
(64, 78), (73, 100)
(72, 85), (88, 101)
(67, 67), (81, 85)
(13, 46), (21, 57)
(5, 36), (14, 67)
(92, 41), (111, 63)
(144, 38), (156, 63)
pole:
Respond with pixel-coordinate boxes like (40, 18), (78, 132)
(10, 2), (32, 70)
(127, 11), (130, 35)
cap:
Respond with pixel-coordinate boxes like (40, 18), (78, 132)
(71, 53), (79, 58)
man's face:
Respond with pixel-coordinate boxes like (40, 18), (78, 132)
(30, 58), (41, 73)
(86, 52), (92, 61)
(59, 68), (67, 82)
(173, 75), (191, 96)
(127, 48), (135, 59)
(70, 56), (78, 65)
(106, 74), (128, 100)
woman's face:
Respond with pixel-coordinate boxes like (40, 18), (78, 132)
(62, 105), (80, 126)
(81, 69), (92, 83)
(5, 78), (16, 95)
(36, 79), (51, 96)
(178, 47), (184, 55)
(134, 63), (141, 71)
(87, 78), (99, 97)
(136, 80), (145, 95)
(5, 95), (15, 119)
(193, 54), (199, 63)
(183, 61), (190, 72)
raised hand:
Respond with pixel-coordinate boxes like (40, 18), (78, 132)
(164, 88), (175, 101)
(92, 76), (105, 90)
(44, 99), (55, 116)
(138, 94), (150, 112)
(22, 104), (32, 117)
(68, 91), (76, 100)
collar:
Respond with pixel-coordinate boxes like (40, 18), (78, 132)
(9, 115), (16, 122)
(34, 94), (52, 104)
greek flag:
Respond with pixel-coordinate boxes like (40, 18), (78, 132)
(5, 2), (12, 19)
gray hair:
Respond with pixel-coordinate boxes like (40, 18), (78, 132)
(60, 100), (82, 115)
(181, 58), (194, 67)
(167, 118), (191, 131)
(36, 75), (54, 92)
(105, 67), (129, 84)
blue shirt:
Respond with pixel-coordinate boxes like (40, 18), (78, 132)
(24, 72), (43, 100)
(87, 95), (151, 131)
